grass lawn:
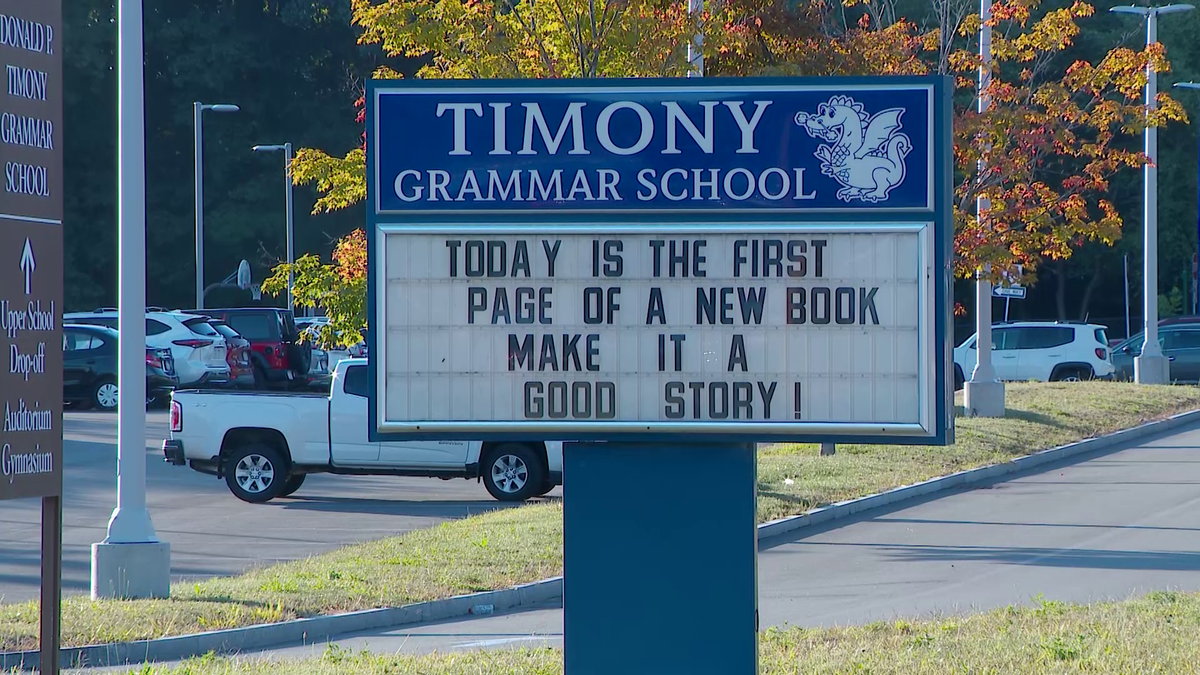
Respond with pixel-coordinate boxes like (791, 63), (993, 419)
(2, 382), (1198, 652)
(92, 591), (1200, 674)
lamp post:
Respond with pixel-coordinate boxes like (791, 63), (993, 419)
(194, 102), (239, 310)
(91, 0), (170, 601)
(1111, 3), (1193, 383)
(1173, 81), (1200, 315)
(252, 143), (295, 310)
(964, 0), (1006, 417)
(686, 0), (703, 76)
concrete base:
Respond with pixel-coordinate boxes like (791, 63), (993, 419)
(964, 380), (1006, 417)
(91, 542), (171, 600)
(1134, 354), (1171, 385)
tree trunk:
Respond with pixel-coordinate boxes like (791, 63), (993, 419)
(1078, 257), (1103, 321)
(1054, 260), (1068, 322)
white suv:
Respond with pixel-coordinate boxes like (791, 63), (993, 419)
(63, 309), (231, 388)
(954, 322), (1114, 389)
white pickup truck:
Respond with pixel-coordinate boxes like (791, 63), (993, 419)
(162, 358), (563, 504)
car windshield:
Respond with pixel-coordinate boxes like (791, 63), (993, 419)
(210, 322), (239, 339)
(183, 317), (220, 337)
(227, 313), (279, 340)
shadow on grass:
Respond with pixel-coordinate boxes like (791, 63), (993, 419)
(758, 489), (819, 512)
(955, 405), (1068, 429)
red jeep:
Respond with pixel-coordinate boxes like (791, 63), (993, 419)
(192, 308), (311, 389)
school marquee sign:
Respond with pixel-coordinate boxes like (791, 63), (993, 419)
(367, 77), (953, 444)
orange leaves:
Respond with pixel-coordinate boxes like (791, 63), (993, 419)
(332, 229), (368, 283)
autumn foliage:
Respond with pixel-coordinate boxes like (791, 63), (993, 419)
(268, 0), (1183, 321)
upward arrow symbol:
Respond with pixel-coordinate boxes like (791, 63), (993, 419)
(20, 238), (35, 295)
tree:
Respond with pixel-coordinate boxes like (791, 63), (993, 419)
(946, 0), (1183, 285)
(263, 229), (367, 347)
(279, 0), (1183, 334)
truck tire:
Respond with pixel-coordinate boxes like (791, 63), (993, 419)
(482, 444), (545, 502)
(225, 444), (287, 503)
(280, 473), (306, 498)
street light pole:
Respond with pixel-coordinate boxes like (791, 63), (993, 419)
(964, 0), (1006, 417)
(253, 143), (296, 310)
(1112, 3), (1193, 383)
(194, 102), (239, 310)
(91, 0), (170, 601)
(686, 0), (703, 77)
(1173, 81), (1200, 315)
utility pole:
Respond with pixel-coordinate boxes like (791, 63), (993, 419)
(1112, 3), (1194, 382)
(252, 143), (296, 310)
(964, 0), (1005, 417)
(194, 102), (239, 309)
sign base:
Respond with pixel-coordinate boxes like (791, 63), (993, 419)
(1134, 354), (1170, 385)
(964, 379), (1006, 418)
(90, 542), (171, 600)
(564, 441), (758, 675)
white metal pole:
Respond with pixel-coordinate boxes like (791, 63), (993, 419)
(284, 142), (294, 311)
(686, 0), (703, 77)
(107, 0), (156, 545)
(964, 0), (1005, 415)
(194, 101), (204, 310)
(1138, 9), (1167, 382)
(1125, 254), (1131, 338)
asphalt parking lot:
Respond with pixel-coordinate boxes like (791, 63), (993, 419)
(0, 410), (560, 602)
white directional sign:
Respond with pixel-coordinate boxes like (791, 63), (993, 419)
(992, 286), (1026, 299)
(21, 239), (36, 294)
(377, 223), (938, 438)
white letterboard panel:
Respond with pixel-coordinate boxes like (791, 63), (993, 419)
(375, 223), (936, 439)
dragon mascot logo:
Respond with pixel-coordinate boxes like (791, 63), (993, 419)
(794, 96), (913, 203)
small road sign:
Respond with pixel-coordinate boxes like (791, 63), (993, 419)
(993, 286), (1027, 299)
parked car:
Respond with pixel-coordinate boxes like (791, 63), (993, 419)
(1112, 317), (1200, 382)
(208, 319), (254, 388)
(63, 309), (231, 388)
(145, 347), (180, 407)
(192, 308), (311, 389)
(63, 324), (178, 409)
(953, 321), (1114, 390)
(164, 359), (563, 503)
(296, 317), (352, 368)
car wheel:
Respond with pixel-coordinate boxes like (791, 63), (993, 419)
(279, 473), (306, 498)
(252, 364), (269, 391)
(224, 444), (286, 503)
(1053, 366), (1093, 382)
(92, 380), (119, 411)
(953, 366), (965, 391)
(482, 444), (545, 502)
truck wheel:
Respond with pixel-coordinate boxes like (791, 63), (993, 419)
(533, 480), (555, 498)
(225, 444), (286, 503)
(280, 473), (306, 498)
(483, 444), (545, 502)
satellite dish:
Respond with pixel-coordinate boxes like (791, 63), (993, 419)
(236, 260), (251, 290)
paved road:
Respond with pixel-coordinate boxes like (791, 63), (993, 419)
(218, 419), (1200, 659)
(0, 411), (559, 603)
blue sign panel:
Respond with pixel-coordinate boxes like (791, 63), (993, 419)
(371, 79), (935, 214)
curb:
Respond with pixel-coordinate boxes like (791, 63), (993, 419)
(5, 407), (1197, 670)
(756, 408), (1200, 540)
(1, 576), (562, 671)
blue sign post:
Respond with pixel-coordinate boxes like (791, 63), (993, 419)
(367, 77), (953, 673)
